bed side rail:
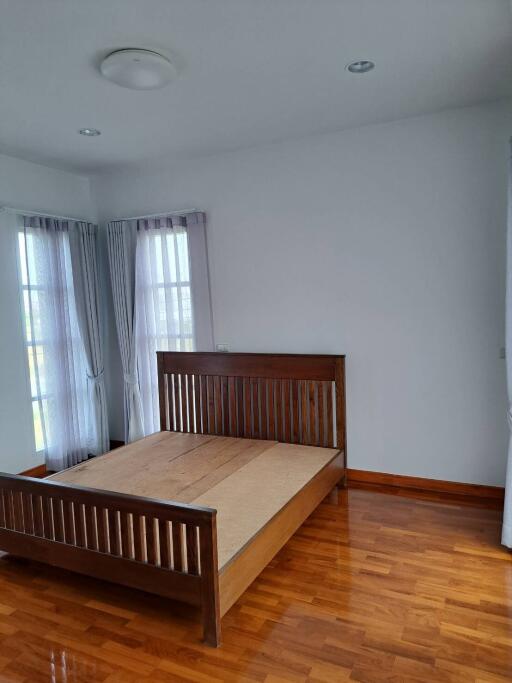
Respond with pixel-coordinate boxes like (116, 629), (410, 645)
(0, 473), (221, 646)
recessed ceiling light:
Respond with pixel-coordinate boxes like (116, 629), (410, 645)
(346, 60), (375, 74)
(79, 128), (101, 136)
(100, 48), (177, 90)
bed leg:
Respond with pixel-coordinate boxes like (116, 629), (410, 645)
(199, 514), (221, 647)
(202, 592), (221, 647)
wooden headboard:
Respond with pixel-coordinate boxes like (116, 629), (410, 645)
(157, 352), (346, 455)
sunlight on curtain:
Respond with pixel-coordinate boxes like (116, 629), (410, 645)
(135, 224), (195, 435)
(19, 220), (90, 470)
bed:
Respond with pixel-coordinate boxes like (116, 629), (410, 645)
(0, 352), (346, 646)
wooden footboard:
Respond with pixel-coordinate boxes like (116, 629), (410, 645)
(0, 473), (221, 646)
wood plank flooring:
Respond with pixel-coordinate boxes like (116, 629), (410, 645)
(0, 487), (509, 682)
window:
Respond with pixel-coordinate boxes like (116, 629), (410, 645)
(135, 224), (195, 434)
(18, 223), (89, 467)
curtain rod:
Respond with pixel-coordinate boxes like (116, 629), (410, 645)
(0, 206), (92, 223)
(0, 206), (199, 224)
(112, 208), (199, 222)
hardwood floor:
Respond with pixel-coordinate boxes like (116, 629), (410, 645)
(0, 487), (509, 682)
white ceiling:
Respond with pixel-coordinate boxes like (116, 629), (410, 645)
(1, 0), (511, 173)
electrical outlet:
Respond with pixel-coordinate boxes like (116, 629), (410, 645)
(216, 344), (229, 353)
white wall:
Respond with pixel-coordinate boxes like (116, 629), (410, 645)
(0, 153), (93, 473)
(92, 100), (511, 486)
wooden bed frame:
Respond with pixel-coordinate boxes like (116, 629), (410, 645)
(0, 352), (346, 646)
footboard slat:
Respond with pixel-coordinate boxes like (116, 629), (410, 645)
(146, 516), (157, 564)
(22, 493), (34, 535)
(42, 497), (53, 539)
(159, 519), (170, 569)
(9, 491), (19, 530)
(85, 505), (96, 550)
(63, 500), (74, 544)
(75, 503), (86, 547)
(53, 498), (65, 542)
(0, 473), (220, 646)
(133, 513), (144, 561)
(33, 495), (43, 537)
(105, 508), (115, 554)
(172, 522), (183, 572)
(96, 507), (108, 553)
(120, 511), (131, 558)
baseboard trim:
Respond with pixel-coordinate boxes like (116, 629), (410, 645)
(19, 464), (47, 478)
(347, 468), (504, 501)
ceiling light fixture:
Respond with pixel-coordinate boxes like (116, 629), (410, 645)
(100, 49), (177, 90)
(346, 60), (375, 74)
(79, 128), (101, 136)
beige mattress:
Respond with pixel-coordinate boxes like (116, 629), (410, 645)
(51, 432), (339, 569)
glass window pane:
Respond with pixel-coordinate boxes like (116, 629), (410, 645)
(154, 233), (164, 283)
(165, 233), (178, 282)
(157, 287), (166, 337)
(181, 286), (193, 336)
(32, 400), (45, 452)
(27, 289), (44, 341)
(171, 286), (180, 331)
(25, 232), (40, 287)
(23, 290), (33, 342)
(176, 231), (189, 281)
(26, 347), (37, 397)
(26, 345), (48, 402)
(18, 232), (28, 285)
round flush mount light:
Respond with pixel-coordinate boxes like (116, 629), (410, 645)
(79, 128), (101, 136)
(100, 49), (177, 90)
(346, 60), (375, 74)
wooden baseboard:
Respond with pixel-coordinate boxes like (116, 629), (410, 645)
(19, 464), (47, 478)
(347, 468), (504, 501)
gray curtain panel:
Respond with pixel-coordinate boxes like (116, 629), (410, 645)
(186, 212), (214, 352)
(107, 220), (145, 443)
(69, 222), (109, 455)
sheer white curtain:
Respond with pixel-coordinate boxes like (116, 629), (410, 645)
(21, 217), (90, 471)
(503, 140), (512, 548)
(135, 217), (195, 434)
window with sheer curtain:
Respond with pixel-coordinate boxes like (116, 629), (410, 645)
(18, 219), (90, 470)
(135, 221), (195, 435)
